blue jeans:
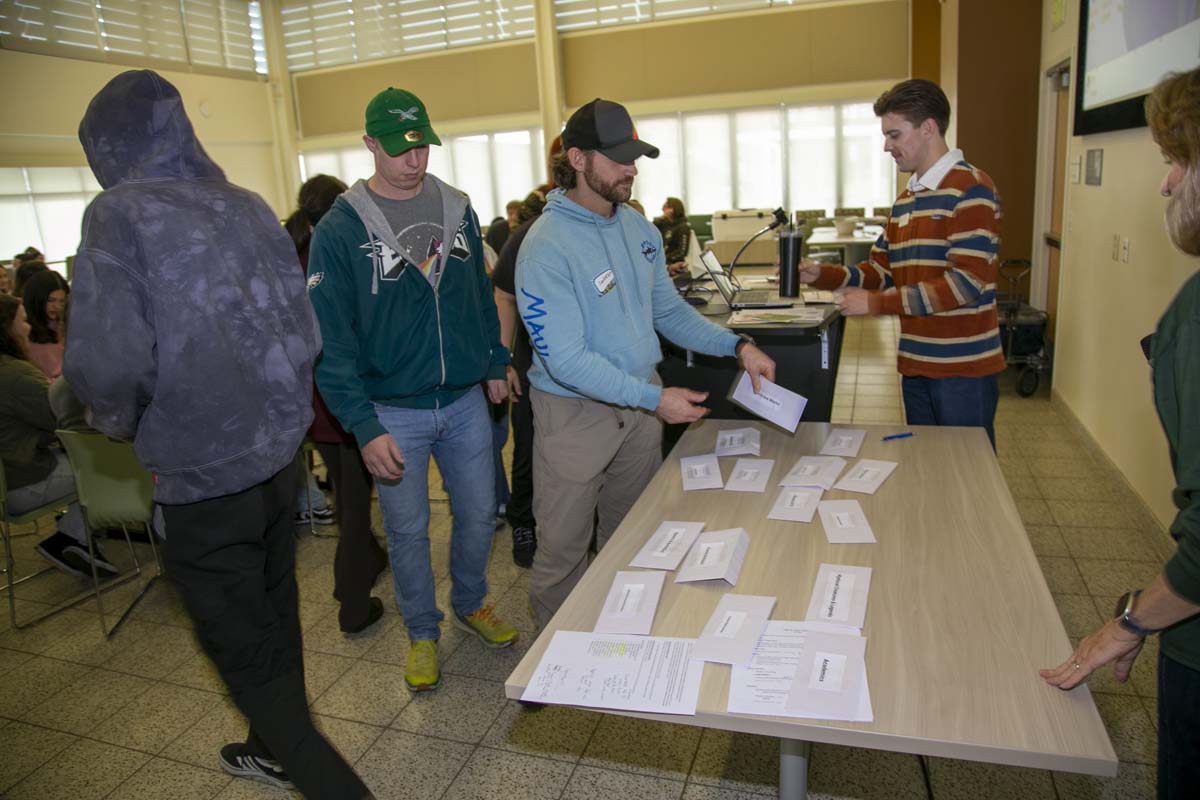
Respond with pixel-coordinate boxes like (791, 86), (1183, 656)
(902, 374), (999, 448)
(374, 387), (495, 640)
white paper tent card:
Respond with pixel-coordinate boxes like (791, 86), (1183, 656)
(593, 570), (666, 636)
(729, 371), (807, 433)
(693, 594), (776, 665)
(804, 563), (872, 630)
(817, 500), (876, 544)
(820, 429), (866, 457)
(833, 459), (898, 495)
(629, 521), (706, 571)
(767, 487), (822, 523)
(780, 456), (846, 490)
(784, 629), (870, 720)
(681, 454), (723, 491)
(724, 458), (775, 493)
(675, 528), (750, 586)
(521, 631), (704, 715)
(715, 427), (761, 457)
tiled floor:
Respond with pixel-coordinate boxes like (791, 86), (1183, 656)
(0, 316), (1170, 799)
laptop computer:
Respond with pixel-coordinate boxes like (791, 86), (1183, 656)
(700, 250), (794, 310)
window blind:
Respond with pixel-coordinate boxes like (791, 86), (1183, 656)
(553, 0), (821, 32)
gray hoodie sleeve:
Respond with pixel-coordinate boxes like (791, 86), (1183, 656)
(62, 206), (156, 442)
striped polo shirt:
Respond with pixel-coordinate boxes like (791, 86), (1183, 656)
(814, 149), (1005, 378)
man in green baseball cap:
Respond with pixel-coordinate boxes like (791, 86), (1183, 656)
(308, 87), (518, 695)
(364, 87), (442, 156)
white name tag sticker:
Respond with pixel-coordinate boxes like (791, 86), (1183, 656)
(833, 512), (856, 529)
(689, 464), (710, 479)
(808, 651), (848, 692)
(714, 610), (746, 639)
(820, 572), (856, 622)
(592, 268), (616, 296)
(698, 542), (725, 566)
(612, 583), (644, 616)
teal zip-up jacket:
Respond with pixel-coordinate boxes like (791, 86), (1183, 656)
(1154, 269), (1200, 671)
(307, 176), (509, 448)
(516, 189), (739, 411)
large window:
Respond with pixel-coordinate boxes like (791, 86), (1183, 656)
(0, 167), (101, 271)
(300, 127), (547, 223)
(0, 0), (267, 76)
(553, 0), (829, 32)
(632, 101), (895, 218)
(280, 0), (535, 72)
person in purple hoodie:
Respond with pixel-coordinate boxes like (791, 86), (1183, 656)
(64, 70), (372, 799)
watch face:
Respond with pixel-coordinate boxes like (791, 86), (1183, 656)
(1113, 592), (1130, 618)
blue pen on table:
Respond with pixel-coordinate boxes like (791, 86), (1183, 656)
(881, 432), (913, 441)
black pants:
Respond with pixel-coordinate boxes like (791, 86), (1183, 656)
(507, 370), (536, 531)
(161, 462), (367, 799)
(1158, 650), (1200, 799)
(314, 442), (388, 630)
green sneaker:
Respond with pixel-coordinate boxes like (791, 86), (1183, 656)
(453, 604), (518, 648)
(405, 639), (440, 692)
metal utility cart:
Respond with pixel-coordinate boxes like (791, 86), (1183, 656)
(997, 259), (1052, 397)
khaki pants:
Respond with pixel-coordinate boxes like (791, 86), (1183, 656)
(529, 387), (663, 628)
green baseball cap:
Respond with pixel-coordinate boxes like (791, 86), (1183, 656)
(364, 87), (442, 156)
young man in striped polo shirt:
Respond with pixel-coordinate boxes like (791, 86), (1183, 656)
(799, 78), (1004, 446)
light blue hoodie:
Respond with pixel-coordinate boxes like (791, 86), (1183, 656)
(516, 189), (739, 411)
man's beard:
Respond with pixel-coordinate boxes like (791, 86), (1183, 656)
(583, 153), (633, 204)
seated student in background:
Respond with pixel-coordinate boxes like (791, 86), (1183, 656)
(22, 269), (69, 380)
(0, 293), (117, 578)
(653, 196), (692, 278)
(798, 78), (1004, 447)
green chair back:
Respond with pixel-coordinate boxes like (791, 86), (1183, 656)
(687, 214), (713, 245)
(834, 206), (866, 218)
(56, 431), (154, 530)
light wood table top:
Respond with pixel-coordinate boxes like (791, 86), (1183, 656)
(504, 420), (1118, 777)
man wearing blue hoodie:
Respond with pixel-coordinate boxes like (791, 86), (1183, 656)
(516, 99), (776, 627)
(66, 71), (370, 797)
(307, 88), (517, 693)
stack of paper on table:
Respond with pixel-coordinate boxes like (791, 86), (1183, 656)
(714, 427), (761, 456)
(820, 429), (866, 457)
(817, 500), (876, 543)
(833, 459), (897, 494)
(767, 486), (822, 523)
(675, 528), (750, 585)
(729, 372), (807, 433)
(593, 571), (665, 635)
(727, 307), (828, 325)
(780, 455), (846, 490)
(680, 454), (723, 490)
(521, 631), (704, 715)
(629, 521), (705, 570)
(692, 594), (776, 664)
(728, 621), (871, 721)
(724, 458), (774, 492)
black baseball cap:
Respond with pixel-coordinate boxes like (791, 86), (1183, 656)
(562, 99), (659, 164)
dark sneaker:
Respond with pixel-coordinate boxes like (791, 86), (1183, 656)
(340, 597), (384, 634)
(512, 527), (537, 568)
(295, 505), (335, 525)
(218, 743), (294, 790)
(36, 531), (119, 578)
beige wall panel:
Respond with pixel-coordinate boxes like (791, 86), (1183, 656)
(0, 49), (286, 212)
(294, 42), (539, 138)
(562, 1), (906, 108)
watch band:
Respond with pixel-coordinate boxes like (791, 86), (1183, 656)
(735, 334), (756, 355)
(1114, 589), (1158, 637)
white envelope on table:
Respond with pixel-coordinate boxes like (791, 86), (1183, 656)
(818, 500), (876, 544)
(715, 427), (761, 457)
(594, 570), (666, 635)
(728, 620), (872, 721)
(681, 454), (723, 490)
(675, 528), (750, 585)
(692, 594), (776, 665)
(767, 487), (822, 523)
(804, 563), (872, 629)
(629, 521), (706, 571)
(724, 458), (774, 493)
(780, 456), (846, 491)
(820, 429), (866, 457)
(729, 371), (807, 433)
(833, 459), (898, 495)
(784, 629), (869, 720)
